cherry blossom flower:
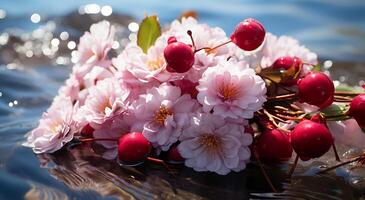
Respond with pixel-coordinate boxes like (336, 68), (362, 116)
(75, 20), (115, 66)
(131, 83), (199, 151)
(327, 119), (365, 150)
(77, 78), (130, 129)
(120, 39), (179, 83)
(178, 113), (252, 175)
(165, 17), (231, 83)
(23, 96), (83, 153)
(72, 21), (115, 81)
(83, 66), (114, 88)
(112, 54), (159, 101)
(197, 59), (267, 119)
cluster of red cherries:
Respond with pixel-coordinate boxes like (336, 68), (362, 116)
(80, 18), (365, 173)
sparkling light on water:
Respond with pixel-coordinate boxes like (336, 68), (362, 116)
(101, 5), (113, 16)
(59, 32), (69, 40)
(30, 13), (41, 23)
(0, 9), (6, 19)
(67, 41), (76, 50)
(128, 22), (139, 32)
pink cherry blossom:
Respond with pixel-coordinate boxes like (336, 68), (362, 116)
(77, 78), (130, 129)
(131, 83), (199, 151)
(165, 17), (231, 83)
(327, 119), (365, 149)
(120, 39), (180, 83)
(112, 54), (159, 101)
(72, 21), (115, 81)
(76, 20), (115, 66)
(197, 59), (267, 119)
(178, 113), (252, 175)
(83, 66), (114, 88)
(23, 96), (83, 153)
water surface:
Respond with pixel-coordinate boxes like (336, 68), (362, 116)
(0, 1), (365, 199)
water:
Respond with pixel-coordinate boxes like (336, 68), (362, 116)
(0, 0), (365, 199)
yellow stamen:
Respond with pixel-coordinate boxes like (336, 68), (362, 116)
(154, 106), (172, 125)
(218, 82), (240, 101)
(147, 57), (164, 71)
(99, 100), (112, 114)
(199, 134), (221, 152)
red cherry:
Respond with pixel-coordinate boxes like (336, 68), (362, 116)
(80, 124), (94, 137)
(291, 120), (333, 161)
(167, 36), (177, 44)
(171, 79), (198, 98)
(117, 132), (152, 166)
(167, 144), (184, 164)
(349, 94), (365, 128)
(230, 18), (266, 51)
(272, 56), (303, 86)
(164, 38), (194, 73)
(297, 72), (334, 108)
(255, 129), (292, 162)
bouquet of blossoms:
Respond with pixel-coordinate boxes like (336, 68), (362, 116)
(24, 15), (365, 182)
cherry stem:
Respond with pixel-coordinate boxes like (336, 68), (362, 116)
(332, 143), (341, 162)
(187, 30), (196, 51)
(259, 75), (296, 93)
(78, 138), (119, 142)
(194, 40), (232, 54)
(261, 109), (290, 132)
(267, 93), (297, 101)
(288, 154), (299, 177)
(147, 157), (176, 176)
(317, 154), (365, 174)
(253, 150), (278, 193)
(206, 40), (232, 53)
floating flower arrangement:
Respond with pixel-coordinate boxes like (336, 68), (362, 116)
(23, 15), (365, 190)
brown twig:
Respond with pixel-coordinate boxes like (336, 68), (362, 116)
(332, 143), (341, 162)
(288, 154), (299, 177)
(267, 93), (297, 101)
(317, 155), (365, 174)
(253, 150), (278, 193)
(78, 138), (119, 142)
(259, 75), (296, 93)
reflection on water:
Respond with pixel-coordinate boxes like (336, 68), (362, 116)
(0, 1), (365, 199)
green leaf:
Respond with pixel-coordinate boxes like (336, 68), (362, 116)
(137, 15), (161, 53)
(335, 85), (364, 93)
(320, 104), (349, 119)
(311, 65), (321, 72)
(258, 64), (300, 84)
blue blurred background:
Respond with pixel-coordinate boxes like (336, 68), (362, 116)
(1, 0), (365, 62)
